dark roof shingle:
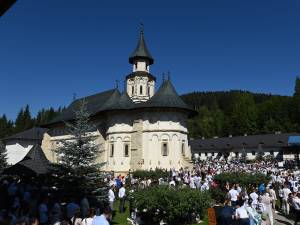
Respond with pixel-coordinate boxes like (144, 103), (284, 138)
(4, 127), (48, 141)
(190, 133), (300, 152)
(129, 31), (154, 65)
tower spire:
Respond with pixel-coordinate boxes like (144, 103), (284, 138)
(129, 24), (154, 65)
(140, 22), (144, 34)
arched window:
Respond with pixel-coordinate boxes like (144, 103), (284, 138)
(124, 144), (129, 157)
(181, 143), (185, 156)
(110, 144), (114, 157)
(132, 86), (134, 95)
(162, 143), (168, 156)
(140, 85), (143, 95)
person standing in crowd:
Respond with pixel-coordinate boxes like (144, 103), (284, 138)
(92, 208), (111, 225)
(268, 186), (277, 211)
(50, 197), (62, 225)
(259, 183), (265, 195)
(261, 192), (273, 225)
(80, 195), (90, 219)
(118, 183), (126, 213)
(235, 201), (250, 225)
(66, 198), (80, 220)
(229, 185), (239, 207)
(290, 192), (300, 225)
(282, 184), (292, 216)
(38, 197), (49, 225)
(71, 209), (82, 225)
(250, 188), (259, 209)
(220, 200), (234, 225)
(278, 185), (284, 211)
(108, 185), (115, 211)
(82, 209), (95, 225)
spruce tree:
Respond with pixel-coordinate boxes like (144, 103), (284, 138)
(0, 141), (8, 174)
(52, 100), (108, 205)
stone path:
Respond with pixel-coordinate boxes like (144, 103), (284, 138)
(274, 212), (294, 225)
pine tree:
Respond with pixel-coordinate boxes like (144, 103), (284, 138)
(52, 100), (108, 205)
(0, 141), (8, 174)
(293, 77), (300, 130)
(14, 105), (34, 132)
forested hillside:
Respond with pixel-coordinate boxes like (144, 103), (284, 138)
(182, 77), (300, 138)
(1, 78), (300, 140)
(0, 106), (63, 139)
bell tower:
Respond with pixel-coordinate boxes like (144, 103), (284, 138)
(126, 25), (156, 103)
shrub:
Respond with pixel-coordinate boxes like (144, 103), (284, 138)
(132, 169), (169, 180)
(214, 172), (270, 190)
(131, 186), (211, 225)
(209, 187), (226, 204)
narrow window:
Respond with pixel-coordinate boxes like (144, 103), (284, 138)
(148, 86), (150, 95)
(270, 150), (274, 155)
(162, 143), (168, 156)
(110, 144), (114, 157)
(140, 85), (143, 95)
(205, 152), (208, 156)
(132, 86), (134, 95)
(124, 144), (129, 157)
(252, 151), (255, 156)
(135, 63), (137, 69)
(181, 143), (185, 156)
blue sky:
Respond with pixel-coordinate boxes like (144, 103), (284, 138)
(1, 0), (300, 120)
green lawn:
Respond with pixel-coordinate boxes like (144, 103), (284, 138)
(111, 200), (208, 225)
(112, 200), (131, 225)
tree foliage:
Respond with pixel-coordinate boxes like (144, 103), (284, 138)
(213, 172), (270, 190)
(183, 77), (300, 138)
(132, 186), (211, 225)
(0, 141), (8, 173)
(52, 100), (108, 204)
(132, 169), (169, 180)
(0, 107), (63, 139)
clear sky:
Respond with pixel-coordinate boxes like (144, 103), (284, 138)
(1, 0), (300, 120)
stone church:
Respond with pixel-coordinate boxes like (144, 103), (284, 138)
(41, 30), (195, 173)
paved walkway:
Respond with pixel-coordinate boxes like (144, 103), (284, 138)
(274, 212), (294, 225)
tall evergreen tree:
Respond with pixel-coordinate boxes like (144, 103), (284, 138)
(14, 105), (34, 132)
(225, 93), (258, 136)
(0, 115), (14, 139)
(0, 141), (8, 174)
(52, 100), (108, 204)
(293, 77), (300, 130)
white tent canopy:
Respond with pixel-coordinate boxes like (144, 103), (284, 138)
(6, 144), (33, 165)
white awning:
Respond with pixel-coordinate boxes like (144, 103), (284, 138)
(5, 144), (33, 165)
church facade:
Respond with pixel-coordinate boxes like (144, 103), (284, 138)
(42, 30), (195, 173)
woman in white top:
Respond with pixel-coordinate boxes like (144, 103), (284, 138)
(71, 209), (82, 225)
(261, 193), (274, 225)
(82, 208), (95, 225)
(235, 201), (250, 225)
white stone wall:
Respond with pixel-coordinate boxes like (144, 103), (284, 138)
(133, 61), (149, 72)
(41, 110), (193, 173)
(127, 76), (155, 102)
(195, 150), (280, 161)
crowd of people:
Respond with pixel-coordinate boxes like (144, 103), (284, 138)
(1, 158), (300, 225)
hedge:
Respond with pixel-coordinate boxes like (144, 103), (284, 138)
(131, 169), (169, 180)
(213, 172), (270, 190)
(131, 186), (211, 225)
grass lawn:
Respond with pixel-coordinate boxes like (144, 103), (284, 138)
(111, 200), (131, 225)
(111, 200), (209, 225)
